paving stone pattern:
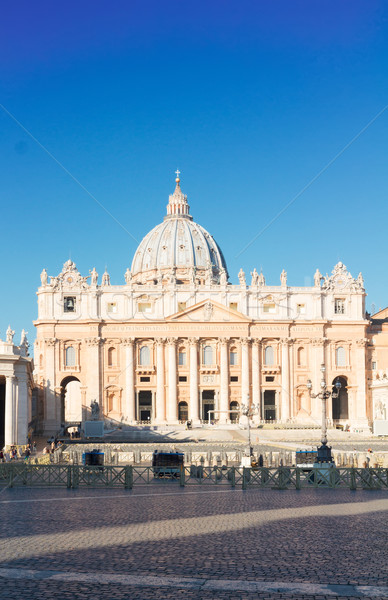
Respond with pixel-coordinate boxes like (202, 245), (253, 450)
(0, 487), (387, 600)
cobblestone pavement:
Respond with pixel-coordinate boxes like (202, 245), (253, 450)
(0, 487), (387, 600)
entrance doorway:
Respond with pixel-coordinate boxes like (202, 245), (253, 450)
(0, 380), (5, 448)
(263, 390), (276, 421)
(332, 377), (348, 420)
(178, 401), (188, 422)
(138, 390), (152, 422)
(201, 390), (215, 421)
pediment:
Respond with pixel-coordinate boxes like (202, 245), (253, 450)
(167, 299), (251, 323)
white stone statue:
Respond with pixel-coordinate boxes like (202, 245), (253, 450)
(205, 263), (213, 285)
(357, 272), (364, 289)
(169, 266), (176, 284)
(124, 268), (132, 285)
(20, 329), (28, 345)
(251, 268), (259, 286)
(258, 271), (265, 286)
(89, 267), (98, 286)
(280, 269), (287, 286)
(6, 325), (15, 344)
(314, 268), (322, 288)
(90, 399), (100, 420)
(219, 268), (227, 286)
(40, 268), (48, 287)
(101, 269), (110, 286)
(238, 268), (246, 286)
(188, 266), (196, 284)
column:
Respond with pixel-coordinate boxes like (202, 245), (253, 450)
(167, 338), (177, 422)
(241, 338), (250, 404)
(281, 339), (290, 421)
(354, 338), (368, 425)
(251, 339), (261, 410)
(86, 337), (102, 412)
(44, 338), (58, 434)
(219, 338), (229, 424)
(16, 374), (29, 445)
(189, 338), (199, 423)
(4, 375), (16, 448)
(123, 338), (135, 423)
(155, 338), (166, 423)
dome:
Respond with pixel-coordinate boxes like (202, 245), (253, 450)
(131, 176), (228, 285)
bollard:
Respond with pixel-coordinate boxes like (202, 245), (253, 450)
(125, 465), (133, 490)
(179, 464), (185, 487)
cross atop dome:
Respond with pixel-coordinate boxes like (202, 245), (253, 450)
(166, 170), (192, 220)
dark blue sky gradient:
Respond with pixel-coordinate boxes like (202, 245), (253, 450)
(1, 1), (387, 340)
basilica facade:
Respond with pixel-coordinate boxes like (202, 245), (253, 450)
(34, 176), (374, 435)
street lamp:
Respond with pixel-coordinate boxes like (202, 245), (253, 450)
(307, 364), (341, 464)
(241, 395), (259, 466)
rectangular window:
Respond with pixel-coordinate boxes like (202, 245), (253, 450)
(230, 376), (238, 382)
(265, 376), (275, 382)
(229, 302), (238, 311)
(372, 361), (376, 370)
(140, 376), (150, 382)
(107, 302), (117, 313)
(297, 304), (306, 315)
(179, 376), (187, 382)
(230, 351), (238, 366)
(263, 303), (276, 313)
(138, 302), (152, 313)
(178, 352), (186, 366)
(334, 299), (345, 315)
(64, 297), (76, 313)
(178, 302), (186, 312)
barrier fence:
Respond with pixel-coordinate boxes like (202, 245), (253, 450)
(0, 464), (388, 490)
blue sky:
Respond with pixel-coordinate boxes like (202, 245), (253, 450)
(1, 1), (387, 343)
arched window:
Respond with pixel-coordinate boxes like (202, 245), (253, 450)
(178, 401), (188, 421)
(203, 345), (213, 365)
(178, 347), (186, 366)
(336, 346), (346, 367)
(108, 346), (116, 367)
(297, 347), (305, 366)
(264, 346), (274, 366)
(229, 401), (239, 423)
(230, 347), (238, 366)
(65, 346), (75, 367)
(139, 346), (150, 366)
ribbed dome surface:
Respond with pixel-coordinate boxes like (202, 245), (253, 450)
(130, 178), (228, 284)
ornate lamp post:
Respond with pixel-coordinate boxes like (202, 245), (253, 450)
(307, 364), (341, 464)
(241, 395), (259, 466)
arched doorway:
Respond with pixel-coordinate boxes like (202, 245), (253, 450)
(332, 377), (348, 420)
(60, 377), (82, 423)
(178, 401), (188, 422)
(201, 390), (215, 421)
(229, 401), (239, 423)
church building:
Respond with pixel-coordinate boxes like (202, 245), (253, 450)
(34, 175), (372, 435)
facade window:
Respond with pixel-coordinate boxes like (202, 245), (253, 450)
(230, 376), (238, 382)
(265, 375), (275, 382)
(179, 375), (187, 382)
(178, 302), (186, 312)
(138, 302), (152, 313)
(65, 346), (76, 367)
(64, 297), (76, 313)
(264, 346), (274, 366)
(139, 345), (150, 366)
(334, 299), (345, 315)
(107, 302), (117, 314)
(108, 346), (116, 367)
(297, 304), (306, 315)
(178, 348), (186, 366)
(263, 303), (276, 314)
(140, 376), (150, 382)
(372, 361), (377, 370)
(203, 345), (213, 365)
(336, 346), (346, 367)
(229, 302), (238, 311)
(297, 346), (305, 366)
(230, 349), (238, 365)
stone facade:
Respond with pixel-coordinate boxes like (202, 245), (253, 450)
(0, 327), (33, 447)
(34, 177), (372, 434)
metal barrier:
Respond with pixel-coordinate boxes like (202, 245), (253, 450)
(0, 464), (387, 490)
